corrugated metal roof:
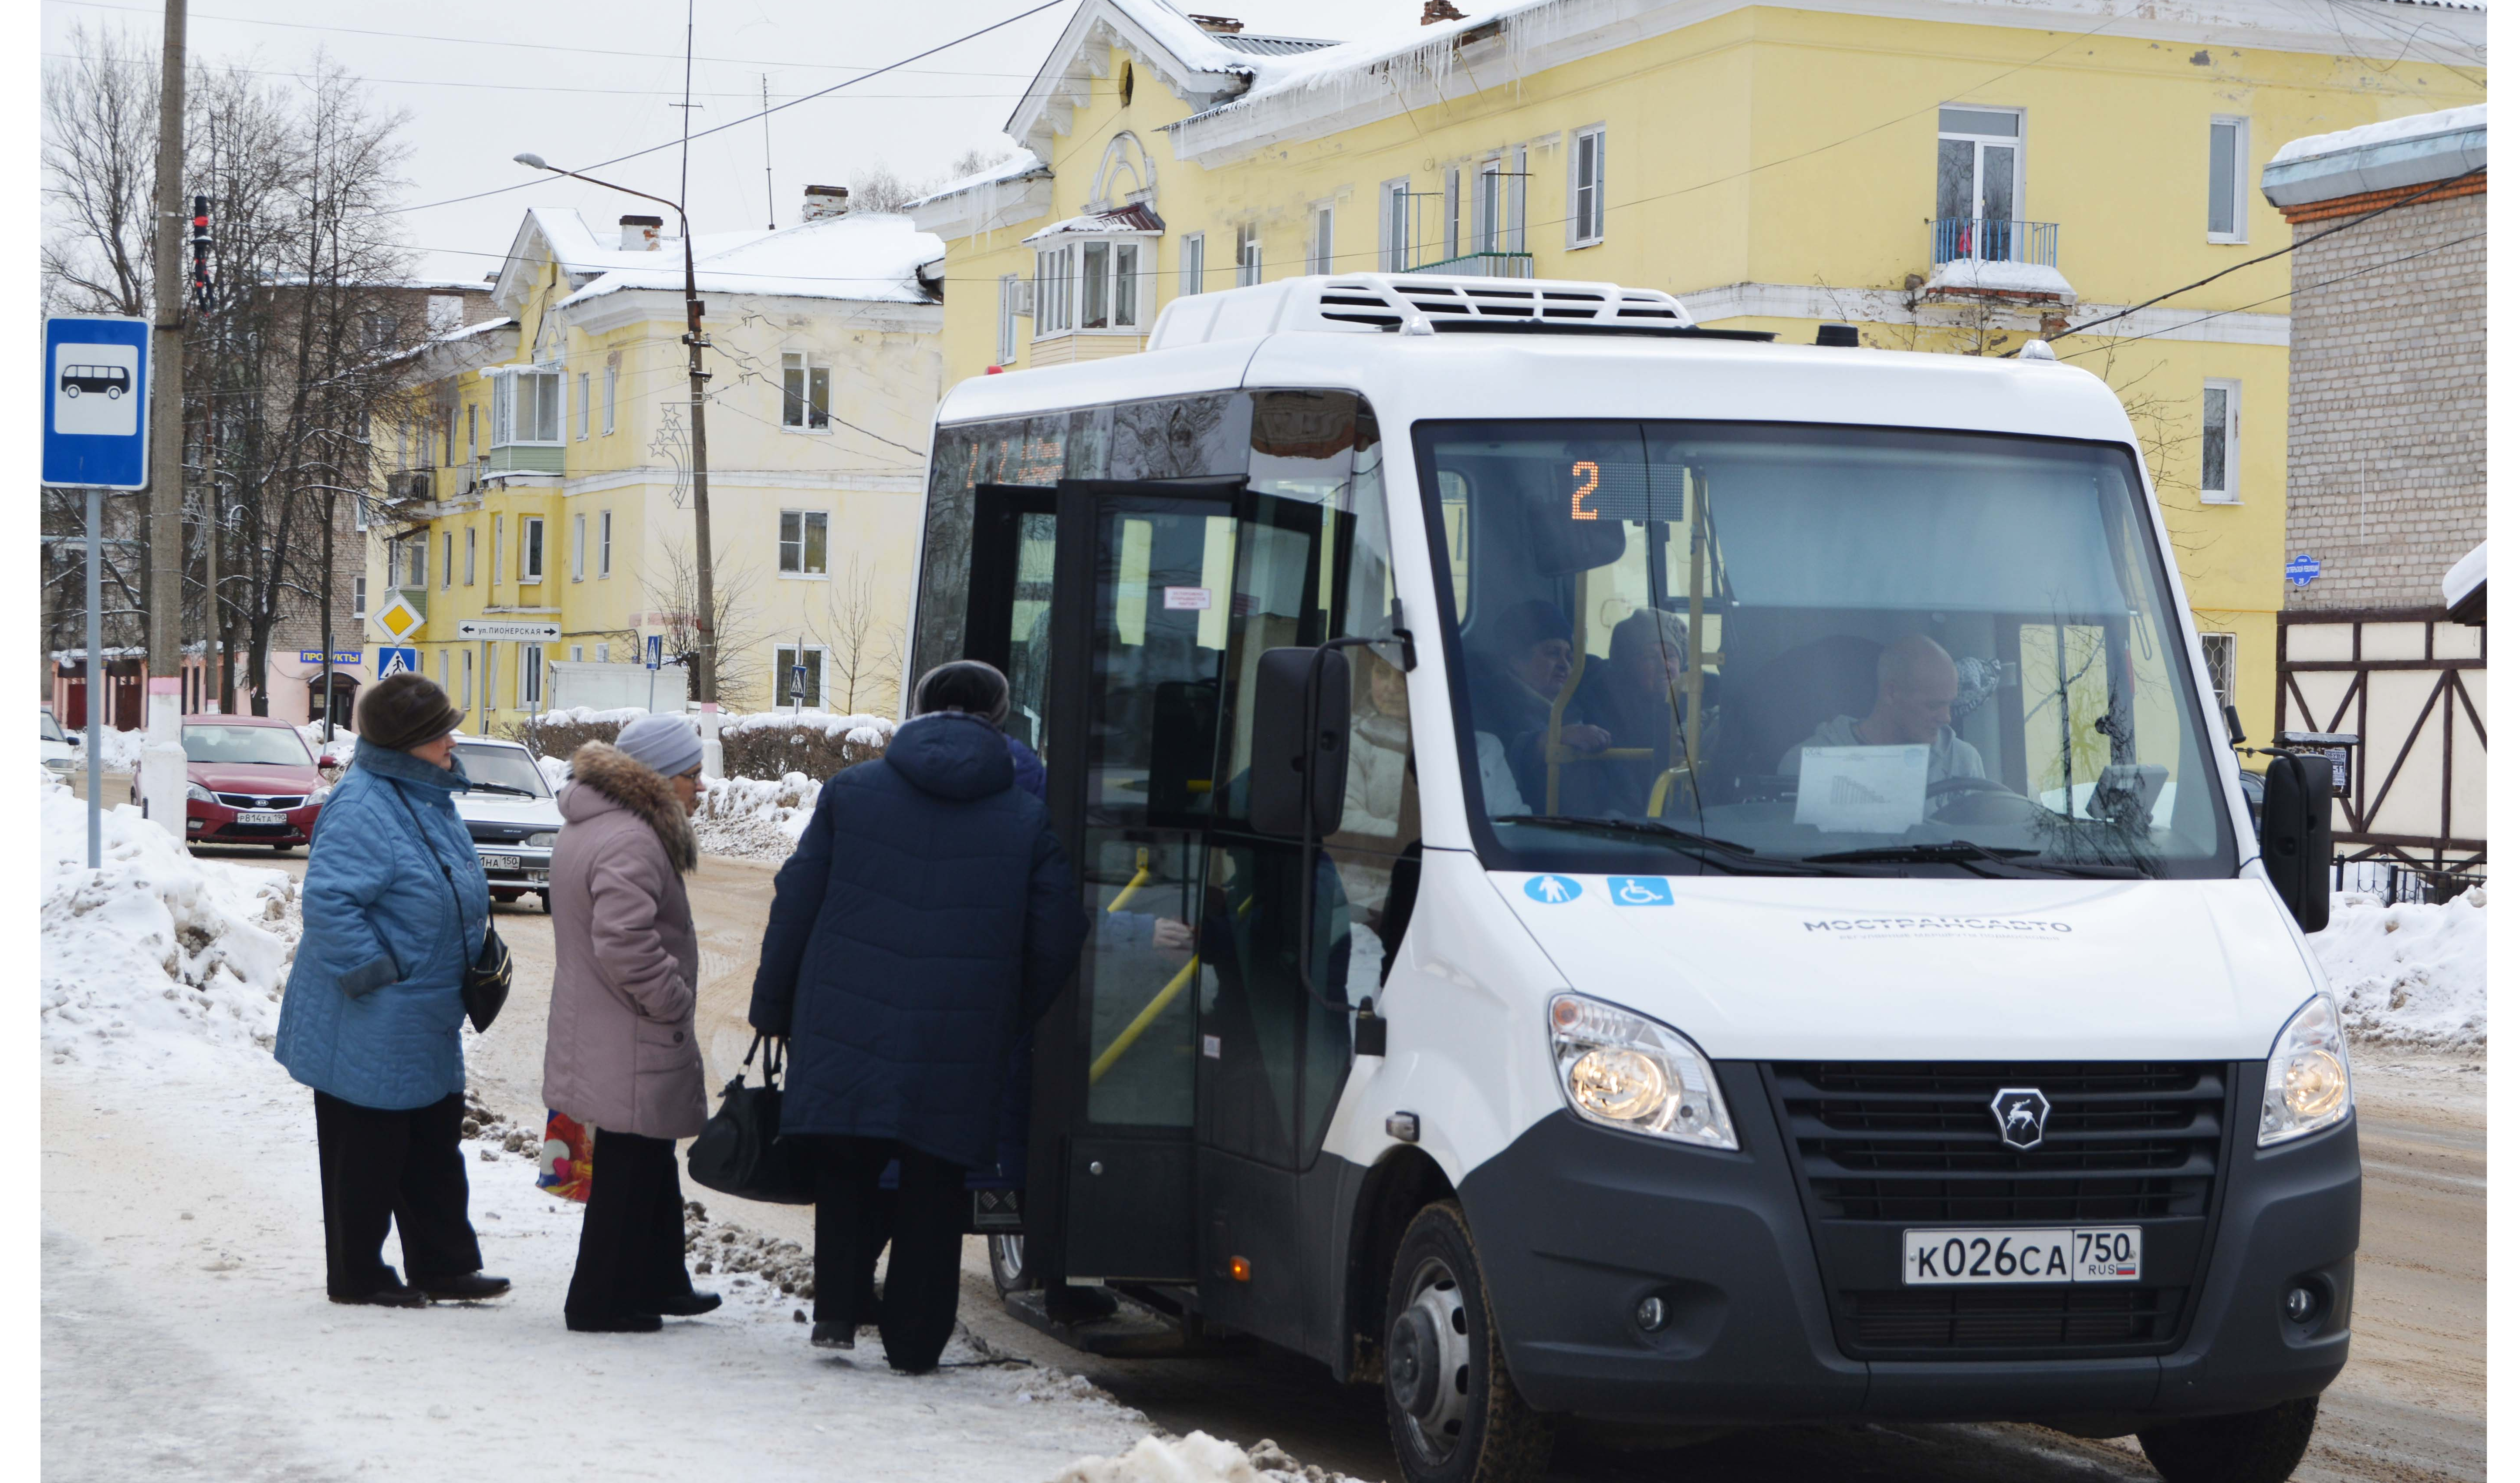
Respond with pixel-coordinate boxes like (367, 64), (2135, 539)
(1210, 31), (1339, 55)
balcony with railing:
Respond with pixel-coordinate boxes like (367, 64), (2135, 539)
(1404, 251), (1537, 279)
(1932, 217), (2057, 267)
(1925, 217), (2072, 304)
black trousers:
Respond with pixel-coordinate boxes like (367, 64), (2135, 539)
(311, 1089), (482, 1297)
(807, 1137), (967, 1373)
(565, 1128), (697, 1324)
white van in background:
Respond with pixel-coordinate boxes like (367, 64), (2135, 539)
(907, 274), (2353, 1483)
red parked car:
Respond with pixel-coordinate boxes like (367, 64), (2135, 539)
(135, 715), (329, 851)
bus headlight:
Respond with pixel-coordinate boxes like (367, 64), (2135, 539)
(1549, 993), (1736, 1150)
(2259, 994), (2353, 1146)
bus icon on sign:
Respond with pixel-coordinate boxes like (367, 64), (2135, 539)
(60, 365), (129, 398)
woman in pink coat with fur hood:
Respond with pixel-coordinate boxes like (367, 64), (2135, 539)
(542, 715), (720, 1334)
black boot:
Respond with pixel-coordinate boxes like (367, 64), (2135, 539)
(328, 1281), (428, 1309)
(415, 1272), (511, 1302)
(656, 1290), (723, 1317)
(810, 1321), (856, 1350)
(566, 1312), (663, 1334)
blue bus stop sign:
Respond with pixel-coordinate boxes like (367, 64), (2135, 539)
(41, 315), (151, 490)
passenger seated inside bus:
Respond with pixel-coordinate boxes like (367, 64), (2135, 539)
(1776, 633), (1986, 786)
(1562, 608), (1699, 818)
(1461, 598), (1609, 803)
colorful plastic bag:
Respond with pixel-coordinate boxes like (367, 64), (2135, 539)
(537, 1109), (593, 1202)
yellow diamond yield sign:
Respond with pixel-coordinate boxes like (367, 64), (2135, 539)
(372, 594), (424, 642)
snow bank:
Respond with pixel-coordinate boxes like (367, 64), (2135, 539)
(1050, 1432), (1365, 1483)
(694, 772), (822, 861)
(2310, 888), (2487, 1051)
(530, 704), (653, 727)
(720, 707), (894, 747)
(39, 775), (301, 1070)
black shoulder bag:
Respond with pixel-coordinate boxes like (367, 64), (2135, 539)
(388, 781), (512, 1033)
(687, 1034), (815, 1203)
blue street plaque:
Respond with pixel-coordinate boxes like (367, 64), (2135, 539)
(2286, 554), (2322, 588)
(41, 315), (151, 490)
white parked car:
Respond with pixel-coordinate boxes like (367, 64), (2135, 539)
(450, 736), (562, 911)
(41, 709), (78, 775)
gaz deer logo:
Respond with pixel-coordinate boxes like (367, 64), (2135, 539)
(1989, 1087), (2052, 1150)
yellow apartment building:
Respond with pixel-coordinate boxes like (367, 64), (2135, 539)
(369, 192), (944, 733)
(909, 0), (2484, 747)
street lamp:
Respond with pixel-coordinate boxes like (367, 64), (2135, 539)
(514, 152), (721, 759)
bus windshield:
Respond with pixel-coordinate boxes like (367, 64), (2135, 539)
(1418, 420), (2235, 878)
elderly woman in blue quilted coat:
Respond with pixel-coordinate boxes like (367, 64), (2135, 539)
(749, 659), (1087, 1372)
(274, 673), (510, 1308)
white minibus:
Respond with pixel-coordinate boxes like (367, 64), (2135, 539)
(910, 273), (2354, 1483)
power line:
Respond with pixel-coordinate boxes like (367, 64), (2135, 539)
(44, 51), (1092, 100)
(46, 0), (1049, 78)
(370, 0), (1075, 219)
(2059, 228), (2484, 359)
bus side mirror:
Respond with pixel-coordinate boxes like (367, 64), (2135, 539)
(2260, 752), (2332, 934)
(2224, 704), (2246, 747)
(1251, 647), (1350, 838)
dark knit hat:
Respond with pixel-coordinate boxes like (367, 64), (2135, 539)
(356, 672), (463, 753)
(912, 660), (1012, 726)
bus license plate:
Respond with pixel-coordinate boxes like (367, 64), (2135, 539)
(480, 854), (522, 872)
(236, 810), (285, 825)
(1902, 1227), (2142, 1285)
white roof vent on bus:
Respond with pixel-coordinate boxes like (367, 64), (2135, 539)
(1146, 273), (1700, 349)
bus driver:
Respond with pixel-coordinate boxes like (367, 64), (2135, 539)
(1778, 633), (1987, 785)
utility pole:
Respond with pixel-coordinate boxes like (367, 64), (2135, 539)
(514, 149), (720, 771)
(193, 194), (220, 712)
(140, 0), (191, 836)
(761, 75), (776, 230)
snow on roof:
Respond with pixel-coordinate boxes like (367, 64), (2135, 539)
(543, 211), (945, 310)
(2270, 104), (2487, 167)
(438, 315), (515, 342)
(2443, 539), (2486, 610)
(1924, 257), (2076, 302)
(1023, 203), (1167, 243)
(903, 149), (1049, 212)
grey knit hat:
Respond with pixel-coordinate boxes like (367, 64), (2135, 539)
(614, 713), (704, 778)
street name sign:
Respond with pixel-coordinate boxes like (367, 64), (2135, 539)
(2286, 554), (2322, 588)
(457, 619), (562, 640)
(41, 315), (151, 490)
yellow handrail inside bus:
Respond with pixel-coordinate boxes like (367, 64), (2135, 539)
(1106, 847), (1153, 915)
(1089, 955), (1200, 1084)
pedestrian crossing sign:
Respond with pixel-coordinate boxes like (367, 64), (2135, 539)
(372, 594), (423, 642)
(377, 647), (419, 677)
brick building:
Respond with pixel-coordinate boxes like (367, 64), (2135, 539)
(2257, 105), (2486, 881)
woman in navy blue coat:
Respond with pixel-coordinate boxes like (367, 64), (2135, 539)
(748, 660), (1086, 1371)
(273, 673), (509, 1307)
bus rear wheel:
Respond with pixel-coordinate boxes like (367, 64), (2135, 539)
(988, 1234), (1034, 1295)
(1382, 1201), (1552, 1483)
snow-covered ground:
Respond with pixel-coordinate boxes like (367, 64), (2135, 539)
(693, 772), (824, 860)
(2310, 888), (2488, 1052)
(33, 770), (1228, 1483)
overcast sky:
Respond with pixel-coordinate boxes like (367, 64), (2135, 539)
(41, 0), (1431, 286)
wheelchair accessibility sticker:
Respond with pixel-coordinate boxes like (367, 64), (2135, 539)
(1523, 875), (1583, 904)
(1608, 876), (1674, 906)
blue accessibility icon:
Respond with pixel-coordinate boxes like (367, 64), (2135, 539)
(1523, 875), (1582, 904)
(1607, 876), (1674, 905)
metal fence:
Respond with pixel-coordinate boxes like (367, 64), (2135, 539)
(2335, 856), (2485, 905)
(1930, 217), (2058, 267)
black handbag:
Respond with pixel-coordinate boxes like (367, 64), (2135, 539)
(687, 1035), (815, 1204)
(388, 780), (511, 1033)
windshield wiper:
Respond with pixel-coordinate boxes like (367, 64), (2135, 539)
(1505, 816), (1886, 876)
(1804, 839), (2147, 880)
(460, 781), (542, 798)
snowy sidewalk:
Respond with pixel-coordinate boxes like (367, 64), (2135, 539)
(41, 1061), (1157, 1483)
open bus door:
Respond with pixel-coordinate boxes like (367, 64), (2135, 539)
(962, 474), (1352, 1343)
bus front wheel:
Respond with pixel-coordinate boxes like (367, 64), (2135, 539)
(988, 1234), (1034, 1295)
(1382, 1201), (1552, 1483)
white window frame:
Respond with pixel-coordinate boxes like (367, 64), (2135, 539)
(1443, 169), (1461, 261)
(1569, 125), (1607, 248)
(598, 511), (612, 578)
(1309, 203), (1336, 275)
(354, 575), (367, 619)
(2198, 632), (2238, 713)
(1235, 224), (1262, 287)
(570, 644), (584, 663)
(576, 372), (590, 439)
(1380, 179), (1412, 271)
(571, 513), (586, 581)
(781, 352), (832, 431)
(1035, 244), (1074, 335)
(464, 525), (477, 586)
(602, 363), (617, 435)
(1473, 159), (1503, 254)
(1509, 145), (1529, 252)
(485, 644), (497, 713)
(595, 642), (610, 663)
(492, 514), (505, 584)
(460, 647), (474, 711)
(489, 367), (564, 446)
(519, 515), (544, 582)
(997, 274), (1021, 364)
(774, 644), (828, 709)
(2200, 379), (2242, 504)
(519, 643), (544, 708)
(2207, 116), (2250, 243)
(1935, 107), (2027, 236)
(1180, 233), (1205, 297)
(439, 532), (451, 590)
(779, 508), (830, 577)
